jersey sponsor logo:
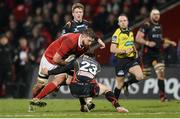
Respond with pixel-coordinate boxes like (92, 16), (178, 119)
(112, 36), (117, 42)
(125, 41), (133, 46)
(76, 24), (85, 28)
(117, 70), (124, 75)
(62, 30), (66, 34)
(74, 28), (79, 32)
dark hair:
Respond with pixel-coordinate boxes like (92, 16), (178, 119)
(72, 3), (84, 12)
(81, 28), (96, 39)
(84, 50), (95, 57)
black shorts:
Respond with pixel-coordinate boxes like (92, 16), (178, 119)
(115, 57), (140, 76)
(143, 54), (163, 67)
(69, 82), (99, 98)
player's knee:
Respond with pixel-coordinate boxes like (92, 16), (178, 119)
(135, 73), (144, 80)
(154, 63), (165, 79)
(53, 73), (67, 86)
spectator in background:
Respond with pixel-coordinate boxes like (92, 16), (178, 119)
(50, 13), (63, 39)
(23, 15), (34, 38)
(0, 34), (13, 97)
(29, 24), (46, 64)
(14, 37), (35, 98)
(0, 1), (10, 31)
(92, 5), (108, 34)
(135, 5), (149, 21)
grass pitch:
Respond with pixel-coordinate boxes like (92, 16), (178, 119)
(0, 99), (179, 118)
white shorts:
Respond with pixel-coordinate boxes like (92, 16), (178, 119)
(38, 55), (58, 82)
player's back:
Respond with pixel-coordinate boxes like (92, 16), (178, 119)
(44, 33), (80, 64)
(74, 55), (101, 82)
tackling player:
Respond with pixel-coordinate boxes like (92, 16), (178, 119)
(32, 54), (129, 113)
(31, 28), (96, 102)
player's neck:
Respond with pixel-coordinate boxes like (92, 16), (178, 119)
(74, 19), (83, 23)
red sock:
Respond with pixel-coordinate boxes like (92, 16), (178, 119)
(36, 82), (58, 99)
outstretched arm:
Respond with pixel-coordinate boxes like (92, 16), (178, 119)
(41, 60), (75, 76)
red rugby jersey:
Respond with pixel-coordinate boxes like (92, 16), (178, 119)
(44, 33), (88, 64)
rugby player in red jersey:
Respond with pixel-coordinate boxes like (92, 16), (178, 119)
(31, 29), (98, 102)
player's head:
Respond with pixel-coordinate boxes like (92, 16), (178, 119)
(0, 34), (8, 45)
(81, 28), (96, 48)
(84, 50), (95, 58)
(118, 14), (129, 29)
(72, 3), (84, 22)
(150, 9), (160, 23)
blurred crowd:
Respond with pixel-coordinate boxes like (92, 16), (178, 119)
(0, 0), (179, 98)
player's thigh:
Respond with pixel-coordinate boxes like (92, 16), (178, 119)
(98, 83), (111, 95)
(52, 73), (68, 86)
(38, 55), (58, 83)
(129, 65), (143, 80)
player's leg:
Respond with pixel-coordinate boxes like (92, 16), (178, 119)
(153, 61), (167, 102)
(98, 83), (128, 113)
(123, 65), (143, 96)
(30, 73), (71, 108)
(114, 76), (125, 99)
(32, 55), (58, 98)
(123, 58), (145, 96)
(34, 73), (69, 100)
(113, 58), (127, 99)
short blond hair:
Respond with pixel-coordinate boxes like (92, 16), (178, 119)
(72, 3), (84, 12)
(150, 9), (160, 17)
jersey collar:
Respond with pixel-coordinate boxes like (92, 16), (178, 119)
(78, 34), (83, 48)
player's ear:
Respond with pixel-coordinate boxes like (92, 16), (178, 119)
(118, 21), (120, 26)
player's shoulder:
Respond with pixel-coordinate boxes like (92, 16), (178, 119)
(143, 21), (151, 27)
(113, 28), (121, 35)
(82, 19), (90, 23)
(64, 21), (72, 28)
(82, 19), (91, 26)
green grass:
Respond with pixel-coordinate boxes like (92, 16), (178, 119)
(0, 99), (179, 118)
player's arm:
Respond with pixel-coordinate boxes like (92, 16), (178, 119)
(42, 60), (75, 76)
(53, 53), (67, 65)
(61, 22), (71, 35)
(164, 38), (176, 46)
(136, 23), (156, 47)
(53, 38), (75, 65)
(97, 38), (105, 49)
(110, 43), (125, 54)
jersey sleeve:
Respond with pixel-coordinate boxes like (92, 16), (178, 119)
(57, 37), (76, 58)
(61, 22), (71, 34)
(111, 29), (120, 44)
(139, 22), (150, 34)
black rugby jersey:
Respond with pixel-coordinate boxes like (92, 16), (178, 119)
(61, 20), (91, 34)
(74, 55), (101, 82)
(139, 21), (163, 54)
